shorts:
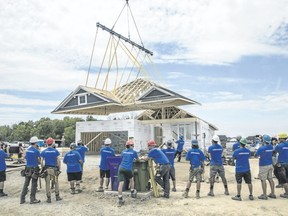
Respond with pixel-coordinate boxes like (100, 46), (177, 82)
(258, 165), (273, 180)
(275, 164), (288, 184)
(67, 172), (82, 181)
(210, 165), (225, 179)
(118, 167), (133, 182)
(0, 170), (6, 182)
(235, 171), (251, 184)
(100, 169), (110, 178)
(189, 167), (202, 182)
(169, 166), (176, 181)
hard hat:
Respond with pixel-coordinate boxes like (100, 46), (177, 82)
(236, 136), (242, 141)
(166, 140), (173, 146)
(278, 132), (288, 139)
(104, 138), (112, 145)
(212, 135), (220, 143)
(46, 137), (54, 145)
(147, 139), (156, 146)
(77, 140), (82, 145)
(179, 135), (184, 139)
(240, 138), (248, 145)
(126, 140), (134, 146)
(191, 139), (198, 146)
(30, 136), (39, 144)
(262, 134), (271, 144)
(70, 143), (77, 149)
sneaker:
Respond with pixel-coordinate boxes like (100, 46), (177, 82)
(131, 190), (137, 198)
(224, 189), (229, 195)
(280, 193), (288, 199)
(172, 188), (176, 192)
(76, 189), (82, 193)
(71, 188), (76, 195)
(196, 192), (200, 199)
(104, 187), (108, 190)
(30, 199), (41, 204)
(268, 193), (276, 199)
(249, 195), (254, 200)
(56, 196), (63, 201)
(20, 200), (25, 204)
(117, 199), (125, 207)
(46, 197), (51, 203)
(162, 194), (169, 198)
(183, 191), (188, 198)
(258, 194), (268, 200)
(0, 192), (8, 197)
(276, 184), (283, 188)
(207, 191), (214, 197)
(96, 187), (104, 192)
(232, 195), (242, 201)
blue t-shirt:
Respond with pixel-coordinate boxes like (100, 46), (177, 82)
(162, 148), (176, 167)
(186, 148), (205, 169)
(233, 141), (240, 151)
(99, 146), (115, 170)
(75, 145), (88, 162)
(232, 147), (251, 173)
(119, 148), (138, 171)
(208, 144), (223, 166)
(176, 139), (185, 151)
(40, 147), (60, 167)
(0, 150), (8, 171)
(148, 148), (170, 165)
(25, 146), (40, 167)
(63, 150), (82, 173)
(255, 144), (273, 166)
(275, 142), (288, 164)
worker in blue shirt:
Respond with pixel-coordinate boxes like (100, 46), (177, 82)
(174, 135), (185, 162)
(233, 136), (241, 151)
(231, 138), (254, 201)
(20, 136), (41, 204)
(255, 134), (276, 200)
(274, 132), (288, 198)
(162, 140), (176, 192)
(117, 140), (138, 207)
(183, 139), (205, 199)
(0, 146), (8, 197)
(76, 140), (88, 169)
(40, 137), (62, 203)
(97, 138), (115, 192)
(207, 135), (229, 197)
(63, 143), (83, 195)
(147, 139), (171, 198)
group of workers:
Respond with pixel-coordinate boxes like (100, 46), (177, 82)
(0, 132), (288, 207)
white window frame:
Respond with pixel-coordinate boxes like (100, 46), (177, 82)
(78, 94), (87, 105)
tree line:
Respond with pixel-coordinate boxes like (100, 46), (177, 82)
(0, 116), (97, 146)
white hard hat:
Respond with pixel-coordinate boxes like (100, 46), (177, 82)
(104, 138), (112, 145)
(212, 135), (220, 143)
(30, 136), (39, 144)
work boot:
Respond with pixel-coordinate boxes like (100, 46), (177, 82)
(131, 189), (137, 198)
(182, 191), (188, 198)
(280, 193), (288, 198)
(276, 184), (283, 188)
(20, 199), (25, 204)
(224, 188), (229, 195)
(46, 197), (51, 203)
(258, 194), (268, 200)
(249, 195), (254, 200)
(56, 195), (62, 201)
(96, 187), (104, 192)
(196, 192), (200, 199)
(76, 188), (82, 193)
(0, 192), (8, 197)
(207, 191), (214, 197)
(117, 198), (125, 207)
(172, 187), (176, 192)
(232, 195), (242, 201)
(268, 193), (276, 199)
(71, 188), (76, 195)
(30, 199), (41, 204)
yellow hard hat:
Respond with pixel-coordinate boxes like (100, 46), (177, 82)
(278, 132), (288, 139)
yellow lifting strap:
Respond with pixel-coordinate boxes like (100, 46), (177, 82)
(148, 159), (160, 198)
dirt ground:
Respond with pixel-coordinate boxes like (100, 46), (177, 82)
(1, 155), (288, 216)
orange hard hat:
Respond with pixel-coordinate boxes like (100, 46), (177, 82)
(148, 139), (156, 146)
(46, 137), (54, 145)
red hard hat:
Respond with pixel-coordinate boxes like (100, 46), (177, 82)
(46, 137), (54, 145)
(126, 140), (134, 146)
(148, 139), (156, 146)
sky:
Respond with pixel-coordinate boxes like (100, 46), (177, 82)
(0, 0), (288, 137)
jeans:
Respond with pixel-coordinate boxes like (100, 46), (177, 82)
(20, 176), (38, 201)
(155, 164), (171, 197)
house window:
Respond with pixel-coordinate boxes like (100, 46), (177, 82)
(78, 94), (87, 105)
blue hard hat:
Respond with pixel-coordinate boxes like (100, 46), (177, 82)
(179, 135), (184, 139)
(263, 134), (271, 144)
(191, 139), (198, 146)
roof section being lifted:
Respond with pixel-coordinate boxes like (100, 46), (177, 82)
(52, 78), (200, 115)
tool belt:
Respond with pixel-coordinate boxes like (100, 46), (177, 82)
(23, 166), (40, 179)
(40, 166), (61, 178)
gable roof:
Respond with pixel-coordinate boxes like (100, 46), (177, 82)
(52, 78), (200, 115)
